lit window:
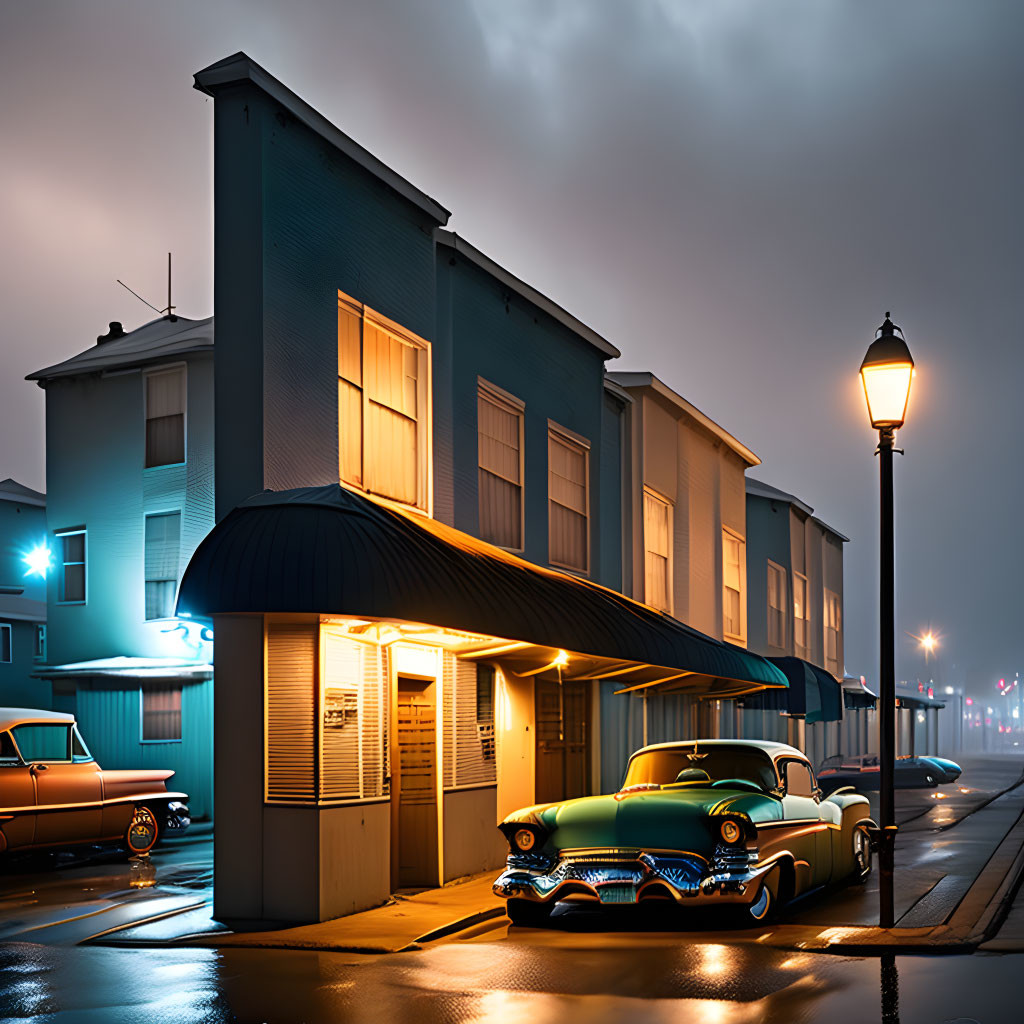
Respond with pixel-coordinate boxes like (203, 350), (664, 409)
(476, 663), (496, 763)
(643, 488), (673, 613)
(338, 291), (431, 511)
(478, 382), (524, 550)
(722, 529), (746, 642)
(145, 366), (186, 468)
(548, 425), (589, 573)
(57, 530), (86, 603)
(0, 623), (11, 664)
(34, 624), (46, 661)
(767, 561), (786, 648)
(793, 572), (809, 659)
(144, 512), (181, 620)
(141, 683), (182, 742)
(824, 589), (841, 675)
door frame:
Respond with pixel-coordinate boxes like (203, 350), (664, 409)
(389, 643), (443, 890)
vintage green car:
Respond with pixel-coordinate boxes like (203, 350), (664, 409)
(494, 739), (875, 925)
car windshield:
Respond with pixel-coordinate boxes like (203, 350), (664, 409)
(622, 745), (778, 793)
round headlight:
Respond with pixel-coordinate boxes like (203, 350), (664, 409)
(720, 820), (742, 844)
(514, 829), (536, 852)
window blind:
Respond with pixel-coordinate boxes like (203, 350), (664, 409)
(548, 430), (589, 572)
(145, 368), (185, 467)
(478, 390), (522, 548)
(266, 623), (318, 802)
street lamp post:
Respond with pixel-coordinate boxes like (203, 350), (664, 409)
(860, 313), (914, 929)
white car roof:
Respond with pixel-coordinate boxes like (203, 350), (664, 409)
(630, 738), (807, 761)
(0, 708), (76, 732)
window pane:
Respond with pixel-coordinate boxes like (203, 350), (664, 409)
(478, 395), (521, 484)
(145, 581), (176, 620)
(63, 563), (85, 603)
(338, 304), (362, 385)
(479, 469), (522, 548)
(146, 369), (185, 468)
(338, 378), (363, 487)
(142, 684), (182, 741)
(12, 725), (70, 761)
(724, 587), (741, 637)
(365, 402), (417, 504)
(145, 512), (181, 580)
(549, 432), (588, 571)
(0, 731), (18, 762)
(550, 503), (587, 571)
(63, 533), (84, 563)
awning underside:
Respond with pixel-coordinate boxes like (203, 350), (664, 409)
(177, 485), (787, 695)
(740, 656), (844, 723)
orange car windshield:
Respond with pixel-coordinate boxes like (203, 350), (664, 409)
(623, 746), (778, 792)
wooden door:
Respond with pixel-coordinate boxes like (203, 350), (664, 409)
(393, 676), (438, 889)
(535, 678), (591, 805)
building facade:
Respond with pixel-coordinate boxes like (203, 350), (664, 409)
(598, 372), (760, 790)
(744, 477), (849, 766)
(27, 317), (216, 819)
(188, 52), (787, 924)
(0, 479), (48, 709)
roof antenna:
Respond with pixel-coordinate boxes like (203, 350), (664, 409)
(116, 252), (177, 321)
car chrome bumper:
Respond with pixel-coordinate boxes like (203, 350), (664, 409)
(494, 846), (771, 907)
(163, 801), (191, 835)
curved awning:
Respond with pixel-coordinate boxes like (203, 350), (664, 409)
(842, 675), (878, 710)
(741, 656), (843, 723)
(177, 485), (787, 693)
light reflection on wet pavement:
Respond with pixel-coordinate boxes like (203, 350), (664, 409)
(0, 941), (1020, 1024)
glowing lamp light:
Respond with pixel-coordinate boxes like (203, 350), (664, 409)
(860, 315), (914, 430)
(553, 650), (569, 667)
(22, 544), (52, 579)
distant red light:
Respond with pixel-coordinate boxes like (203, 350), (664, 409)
(986, 717), (992, 726)
(918, 682), (924, 693)
(928, 687), (934, 699)
(966, 698), (974, 706)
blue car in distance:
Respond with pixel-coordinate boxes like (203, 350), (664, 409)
(817, 753), (962, 794)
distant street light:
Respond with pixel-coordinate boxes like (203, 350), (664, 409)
(861, 313), (914, 930)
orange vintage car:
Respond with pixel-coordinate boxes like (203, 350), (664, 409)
(0, 708), (190, 857)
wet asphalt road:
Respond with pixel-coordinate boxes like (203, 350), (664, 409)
(0, 939), (1020, 1023)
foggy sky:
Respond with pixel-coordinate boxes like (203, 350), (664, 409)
(1, 1), (1021, 695)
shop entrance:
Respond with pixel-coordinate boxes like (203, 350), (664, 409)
(534, 677), (591, 804)
(392, 675), (439, 889)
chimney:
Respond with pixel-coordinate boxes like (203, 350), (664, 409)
(97, 322), (125, 345)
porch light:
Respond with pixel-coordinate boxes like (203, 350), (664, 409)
(554, 650), (569, 667)
(860, 314), (914, 429)
(22, 544), (52, 579)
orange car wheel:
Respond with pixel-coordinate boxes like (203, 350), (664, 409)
(125, 805), (159, 855)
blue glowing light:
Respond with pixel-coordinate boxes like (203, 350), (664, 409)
(23, 544), (52, 579)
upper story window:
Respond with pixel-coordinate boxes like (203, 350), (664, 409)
(34, 624), (46, 661)
(338, 290), (431, 512)
(722, 528), (746, 643)
(548, 424), (590, 574)
(0, 623), (11, 664)
(824, 589), (841, 675)
(57, 530), (86, 604)
(643, 488), (673, 613)
(145, 366), (186, 468)
(767, 560), (786, 649)
(477, 381), (524, 550)
(144, 512), (181, 620)
(793, 571), (810, 659)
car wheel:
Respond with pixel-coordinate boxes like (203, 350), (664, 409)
(852, 827), (872, 883)
(506, 898), (553, 927)
(746, 867), (779, 924)
(125, 805), (160, 855)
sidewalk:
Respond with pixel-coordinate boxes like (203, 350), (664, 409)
(99, 872), (504, 954)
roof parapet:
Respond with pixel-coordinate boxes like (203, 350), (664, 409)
(194, 52), (450, 226)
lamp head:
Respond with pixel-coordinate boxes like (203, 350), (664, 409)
(860, 314), (914, 430)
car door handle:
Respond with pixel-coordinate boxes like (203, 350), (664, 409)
(29, 763), (49, 773)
